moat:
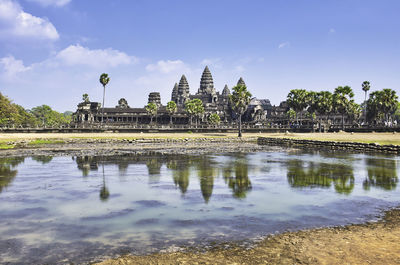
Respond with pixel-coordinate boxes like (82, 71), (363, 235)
(0, 150), (399, 264)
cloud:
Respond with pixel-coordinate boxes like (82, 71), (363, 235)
(26, 0), (71, 7)
(0, 0), (59, 40)
(329, 28), (336, 33)
(145, 60), (188, 74)
(278, 42), (290, 49)
(0, 55), (31, 78)
(55, 44), (136, 68)
(234, 65), (245, 72)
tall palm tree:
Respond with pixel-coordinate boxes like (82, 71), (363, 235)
(380, 88), (399, 124)
(229, 84), (252, 137)
(362, 81), (370, 124)
(333, 86), (354, 131)
(99, 73), (110, 123)
(315, 91), (333, 132)
(166, 101), (177, 125)
(306, 91), (318, 132)
(286, 89), (308, 125)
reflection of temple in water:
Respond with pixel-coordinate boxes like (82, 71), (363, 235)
(73, 154), (252, 203)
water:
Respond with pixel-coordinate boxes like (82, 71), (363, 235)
(0, 150), (399, 264)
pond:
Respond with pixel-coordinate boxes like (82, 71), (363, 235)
(0, 150), (399, 264)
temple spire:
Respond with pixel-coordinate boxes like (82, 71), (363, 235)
(198, 66), (215, 95)
(237, 77), (246, 87)
(171, 82), (178, 102)
(177, 75), (190, 105)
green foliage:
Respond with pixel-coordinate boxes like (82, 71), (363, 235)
(208, 113), (221, 124)
(362, 81), (371, 94)
(185, 99), (205, 124)
(286, 108), (296, 120)
(315, 91), (333, 116)
(367, 88), (399, 123)
(99, 73), (110, 88)
(145, 102), (158, 116)
(286, 89), (308, 117)
(82, 93), (89, 102)
(229, 84), (252, 116)
(30, 105), (70, 127)
(333, 86), (354, 115)
(166, 101), (177, 115)
(0, 92), (38, 127)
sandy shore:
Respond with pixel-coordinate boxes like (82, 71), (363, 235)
(96, 208), (400, 265)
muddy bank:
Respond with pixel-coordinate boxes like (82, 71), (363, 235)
(96, 208), (400, 265)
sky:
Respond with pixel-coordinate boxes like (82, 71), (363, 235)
(0, 0), (399, 112)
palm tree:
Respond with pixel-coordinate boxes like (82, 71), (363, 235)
(185, 100), (195, 125)
(229, 84), (252, 137)
(306, 91), (318, 132)
(166, 101), (177, 125)
(286, 89), (308, 125)
(145, 102), (158, 124)
(380, 88), (399, 124)
(333, 86), (354, 131)
(315, 91), (333, 132)
(82, 93), (89, 102)
(362, 81), (370, 124)
(99, 73), (110, 123)
(185, 99), (204, 126)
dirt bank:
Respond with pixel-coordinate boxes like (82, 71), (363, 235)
(96, 208), (400, 265)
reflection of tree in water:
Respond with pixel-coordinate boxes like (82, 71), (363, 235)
(99, 163), (110, 201)
(223, 154), (252, 199)
(363, 158), (398, 191)
(196, 156), (218, 203)
(287, 160), (355, 195)
(146, 157), (163, 183)
(32, 156), (53, 164)
(167, 159), (190, 194)
(0, 157), (25, 193)
(75, 156), (98, 176)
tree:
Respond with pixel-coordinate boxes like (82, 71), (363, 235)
(31, 105), (70, 127)
(362, 81), (370, 123)
(286, 108), (296, 125)
(367, 89), (399, 125)
(99, 73), (110, 123)
(82, 93), (89, 102)
(145, 102), (158, 124)
(315, 91), (333, 132)
(166, 101), (177, 124)
(229, 84), (252, 137)
(208, 113), (221, 125)
(185, 99), (204, 126)
(333, 86), (354, 130)
(306, 91), (318, 132)
(286, 89), (308, 125)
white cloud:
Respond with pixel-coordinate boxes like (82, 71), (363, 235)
(55, 44), (135, 68)
(146, 60), (188, 74)
(26, 0), (71, 7)
(329, 28), (336, 33)
(0, 55), (31, 78)
(278, 42), (290, 49)
(234, 65), (245, 72)
(0, 0), (59, 40)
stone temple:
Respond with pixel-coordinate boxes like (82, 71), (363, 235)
(73, 66), (285, 125)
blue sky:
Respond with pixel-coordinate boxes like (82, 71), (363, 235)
(0, 0), (399, 111)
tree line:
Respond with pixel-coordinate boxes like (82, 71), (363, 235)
(286, 82), (399, 131)
(0, 92), (71, 128)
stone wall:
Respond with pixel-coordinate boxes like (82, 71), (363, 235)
(257, 137), (400, 154)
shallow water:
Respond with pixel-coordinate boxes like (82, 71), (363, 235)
(0, 150), (399, 264)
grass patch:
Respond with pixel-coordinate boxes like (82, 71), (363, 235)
(28, 139), (65, 146)
(0, 143), (15, 150)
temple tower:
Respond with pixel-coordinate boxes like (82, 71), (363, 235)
(177, 75), (190, 106)
(171, 83), (178, 103)
(198, 66), (216, 95)
(148, 92), (161, 107)
(237, 77), (246, 86)
(222, 84), (230, 96)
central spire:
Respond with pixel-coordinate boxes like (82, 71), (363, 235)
(198, 66), (215, 95)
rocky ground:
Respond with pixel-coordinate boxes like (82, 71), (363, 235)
(96, 208), (400, 265)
